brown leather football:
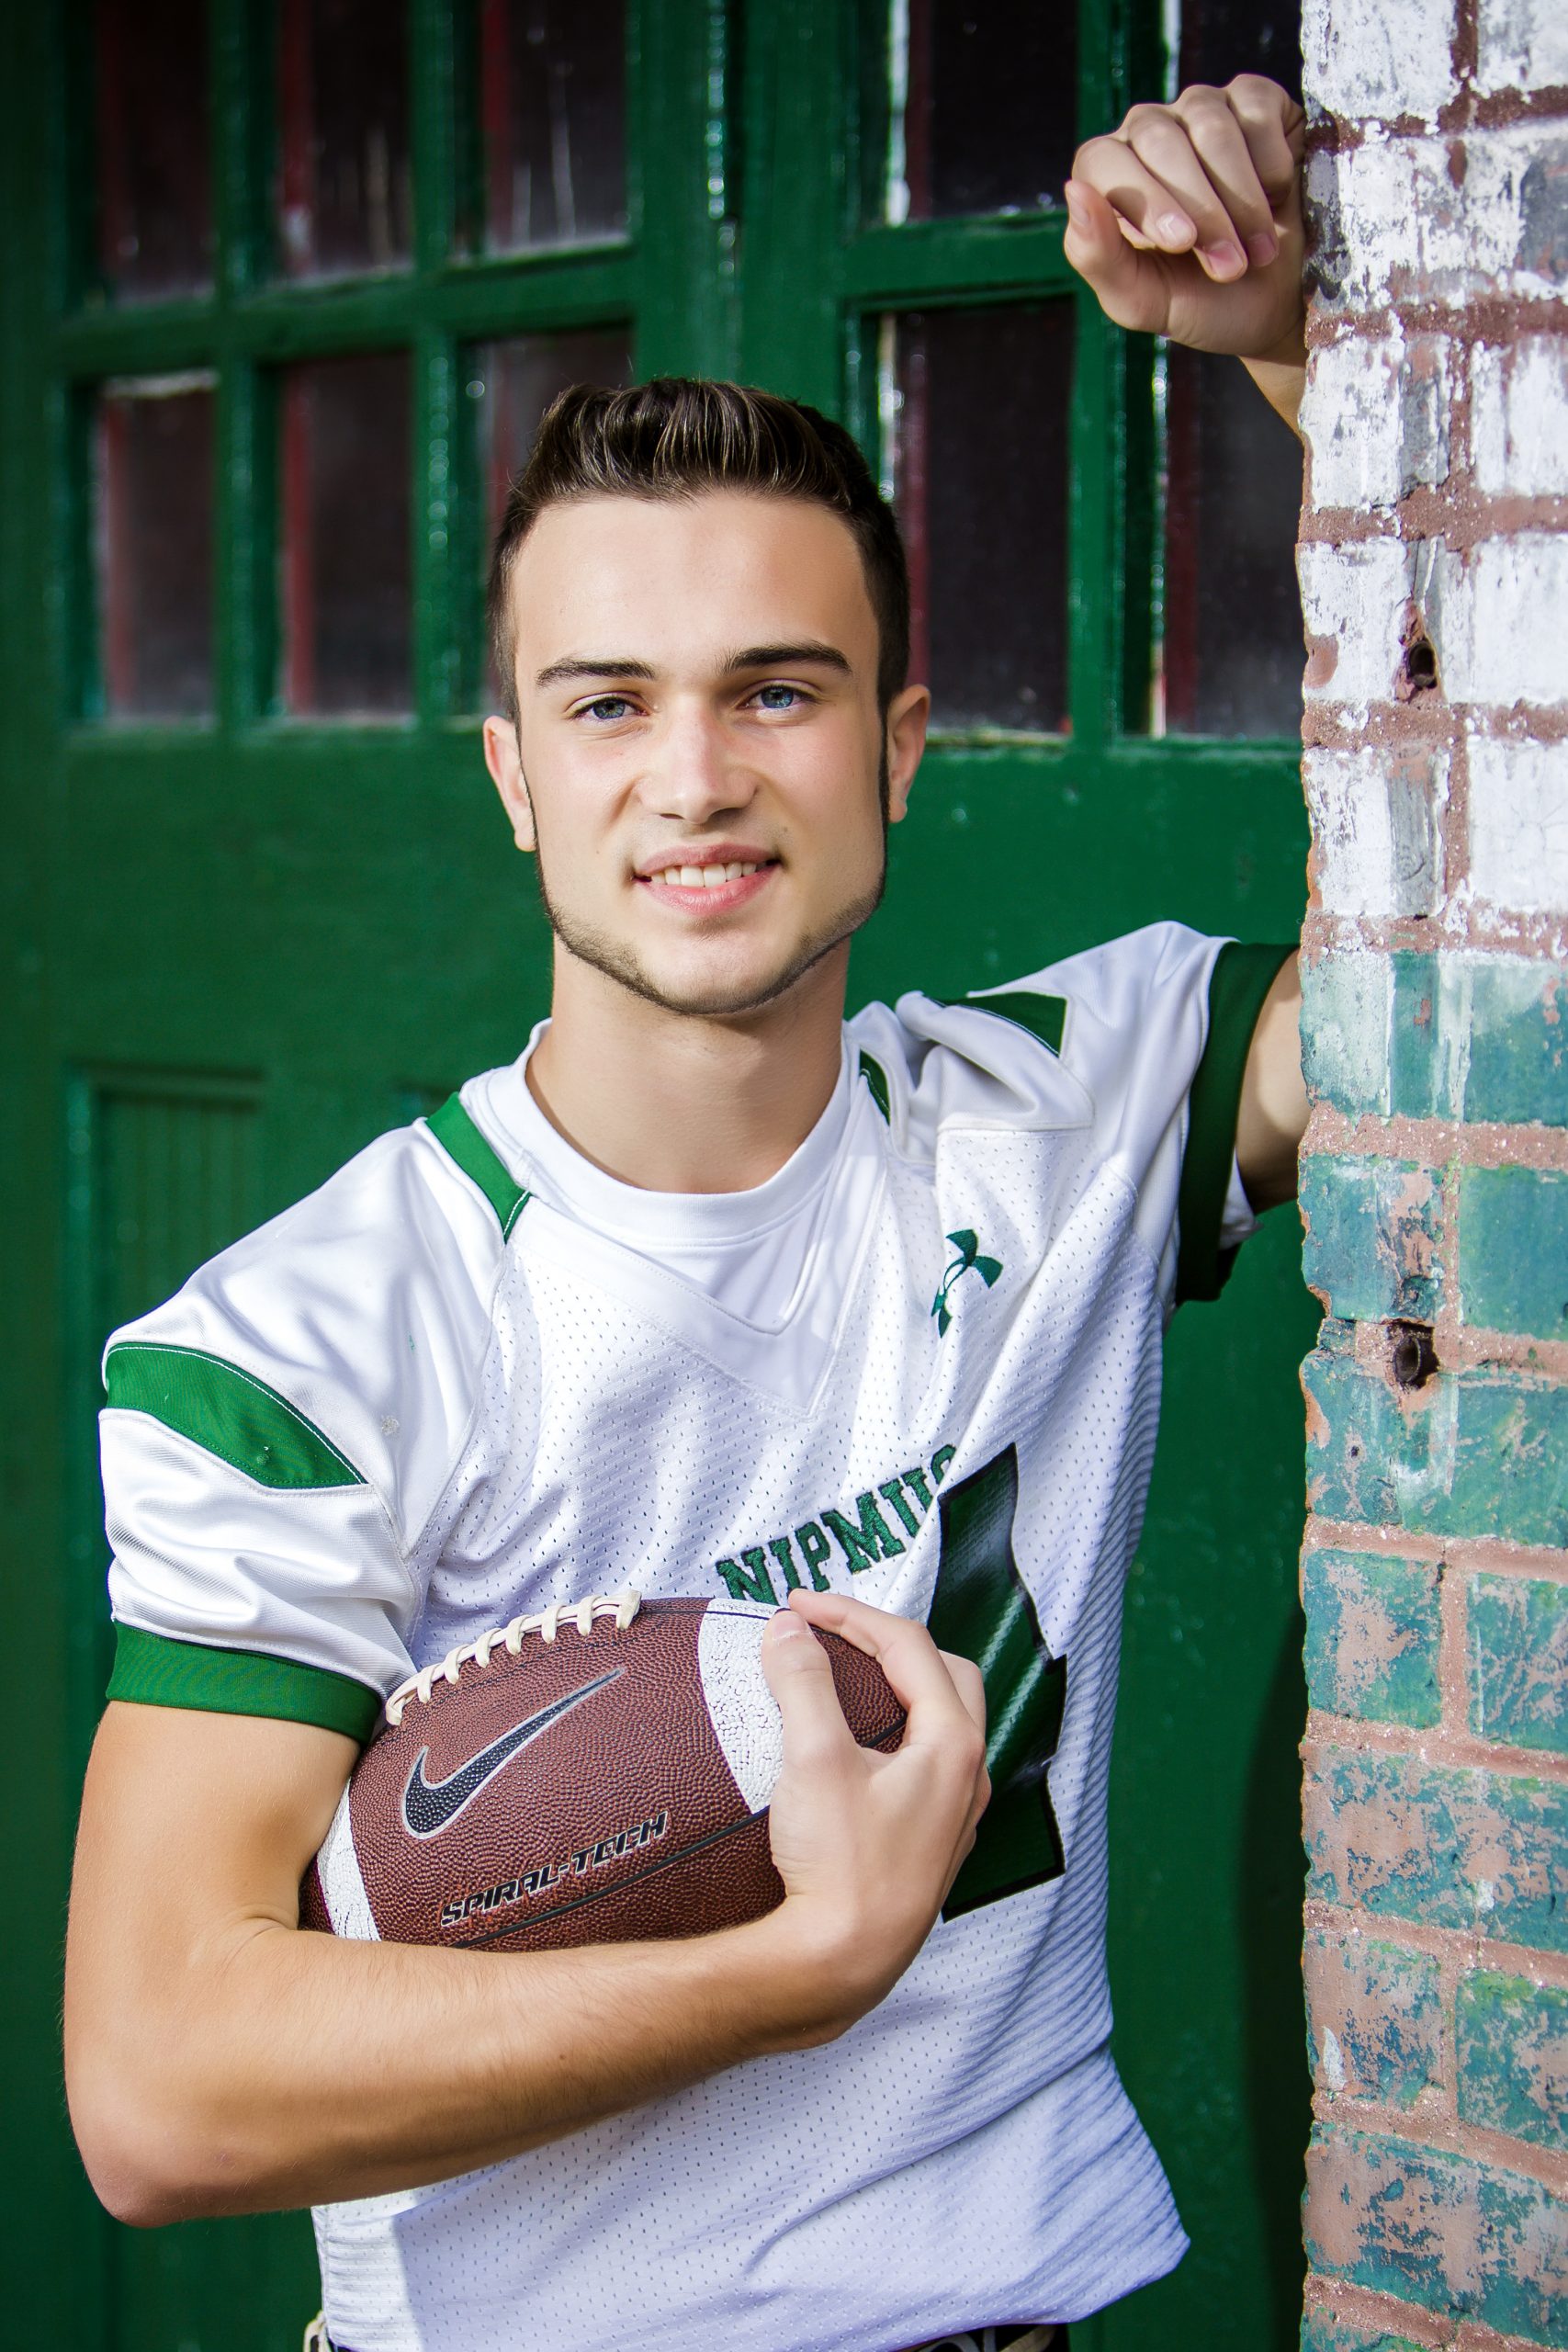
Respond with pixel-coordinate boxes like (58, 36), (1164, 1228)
(300, 1593), (905, 1954)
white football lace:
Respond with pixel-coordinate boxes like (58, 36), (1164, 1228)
(383, 1588), (641, 1727)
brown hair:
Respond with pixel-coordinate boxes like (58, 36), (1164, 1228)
(485, 378), (910, 722)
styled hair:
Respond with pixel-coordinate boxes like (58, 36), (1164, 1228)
(486, 378), (910, 720)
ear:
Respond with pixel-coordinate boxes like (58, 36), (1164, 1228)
(482, 716), (536, 854)
(884, 683), (931, 825)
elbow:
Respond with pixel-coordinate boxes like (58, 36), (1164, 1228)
(67, 2051), (254, 2228)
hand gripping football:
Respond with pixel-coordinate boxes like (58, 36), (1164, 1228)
(300, 1593), (906, 1953)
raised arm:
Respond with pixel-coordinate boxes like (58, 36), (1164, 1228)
(1064, 74), (1307, 439)
(65, 1589), (987, 2224)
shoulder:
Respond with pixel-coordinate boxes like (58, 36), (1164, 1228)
(848, 922), (1224, 1162)
(102, 1084), (526, 1528)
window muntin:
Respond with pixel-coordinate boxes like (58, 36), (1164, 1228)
(94, 376), (216, 719)
(276, 0), (414, 279)
(94, 0), (213, 300)
(884, 304), (1074, 734)
(886, 0), (1077, 224)
(279, 353), (412, 717)
(477, 0), (628, 253)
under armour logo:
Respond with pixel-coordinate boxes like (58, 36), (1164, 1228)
(931, 1228), (1002, 1335)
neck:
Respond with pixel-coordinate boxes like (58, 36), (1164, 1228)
(525, 944), (850, 1194)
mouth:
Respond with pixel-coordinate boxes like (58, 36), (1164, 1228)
(635, 847), (779, 915)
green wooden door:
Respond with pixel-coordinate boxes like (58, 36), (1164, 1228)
(1, 4), (1314, 2346)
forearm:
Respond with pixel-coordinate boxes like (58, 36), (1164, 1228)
(1240, 321), (1307, 442)
(69, 1897), (824, 2224)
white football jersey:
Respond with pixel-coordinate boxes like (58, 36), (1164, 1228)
(100, 923), (1289, 2352)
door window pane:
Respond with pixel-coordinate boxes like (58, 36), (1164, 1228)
(1159, 346), (1303, 737)
(886, 0), (1077, 223)
(468, 328), (634, 704)
(885, 305), (1073, 731)
(1178, 0), (1303, 104)
(95, 0), (213, 299)
(479, 0), (627, 252)
(96, 378), (215, 719)
(276, 0), (412, 278)
(280, 353), (411, 716)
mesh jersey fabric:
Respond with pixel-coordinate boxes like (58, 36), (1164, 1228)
(99, 922), (1291, 2352)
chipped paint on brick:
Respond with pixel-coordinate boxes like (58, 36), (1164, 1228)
(1301, 1159), (1442, 1324)
(1303, 1548), (1443, 1724)
(1303, 1743), (1568, 1949)
(1304, 2125), (1568, 2336)
(1304, 1929), (1444, 2107)
(1459, 1162), (1568, 1338)
(1456, 1969), (1568, 2150)
(1468, 1571), (1568, 1751)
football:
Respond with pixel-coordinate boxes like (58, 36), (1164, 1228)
(300, 1592), (906, 1954)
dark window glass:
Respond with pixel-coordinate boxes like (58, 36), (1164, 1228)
(276, 0), (412, 278)
(96, 379), (215, 718)
(479, 0), (627, 252)
(1159, 345), (1303, 740)
(468, 328), (634, 704)
(888, 0), (1077, 222)
(888, 305), (1073, 731)
(95, 0), (213, 299)
(1179, 0), (1303, 103)
(279, 353), (411, 716)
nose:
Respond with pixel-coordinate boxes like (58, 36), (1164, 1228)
(637, 698), (757, 824)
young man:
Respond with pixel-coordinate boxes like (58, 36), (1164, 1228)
(65, 74), (1310, 2352)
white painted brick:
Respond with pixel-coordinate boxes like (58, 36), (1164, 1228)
(1308, 744), (1448, 916)
(1303, 0), (1458, 123)
(1299, 538), (1412, 707)
(1305, 331), (1454, 508)
(1307, 128), (1568, 309)
(1431, 534), (1568, 705)
(1467, 736), (1568, 912)
(1476, 0), (1568, 96)
(1472, 338), (1568, 496)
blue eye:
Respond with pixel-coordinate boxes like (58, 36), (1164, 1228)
(754, 684), (803, 710)
(581, 695), (634, 722)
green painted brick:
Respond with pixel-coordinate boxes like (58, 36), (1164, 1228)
(1300, 2318), (1427, 2352)
(1302, 952), (1568, 1126)
(1303, 1548), (1441, 1725)
(1303, 1351), (1568, 1548)
(1300, 1158), (1441, 1324)
(1459, 1165), (1568, 1340)
(1305, 1745), (1568, 1950)
(1305, 2125), (1568, 2338)
(1304, 1928), (1443, 2108)
(1456, 1971), (1568, 2153)
(1469, 1575), (1568, 1754)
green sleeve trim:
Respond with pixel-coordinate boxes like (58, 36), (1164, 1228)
(947, 989), (1066, 1057)
(104, 1342), (365, 1489)
(858, 1050), (891, 1123)
(428, 1092), (531, 1238)
(1175, 942), (1295, 1306)
(107, 1623), (383, 1741)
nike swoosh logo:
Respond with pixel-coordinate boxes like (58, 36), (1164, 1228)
(400, 1668), (624, 1839)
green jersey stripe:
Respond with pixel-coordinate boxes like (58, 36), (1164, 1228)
(1175, 942), (1295, 1306)
(108, 1623), (383, 1741)
(948, 990), (1067, 1057)
(104, 1341), (365, 1489)
(428, 1092), (531, 1238)
(858, 1050), (892, 1123)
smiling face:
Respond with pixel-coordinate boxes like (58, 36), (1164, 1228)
(482, 491), (929, 1022)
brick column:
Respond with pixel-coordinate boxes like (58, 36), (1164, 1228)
(1295, 2), (1568, 2346)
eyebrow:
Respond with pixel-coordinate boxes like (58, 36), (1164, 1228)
(532, 640), (854, 691)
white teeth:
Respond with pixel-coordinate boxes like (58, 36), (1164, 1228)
(660, 859), (763, 889)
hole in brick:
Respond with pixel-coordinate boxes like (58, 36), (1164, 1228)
(1390, 1320), (1438, 1390)
(1396, 634), (1438, 702)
